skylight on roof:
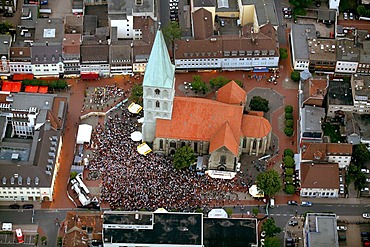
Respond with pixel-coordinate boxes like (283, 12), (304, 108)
(217, 0), (229, 8)
(43, 29), (55, 38)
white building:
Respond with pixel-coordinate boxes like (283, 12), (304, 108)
(30, 45), (64, 78)
(352, 75), (370, 114)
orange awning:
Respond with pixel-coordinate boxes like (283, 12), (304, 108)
(25, 85), (39, 93)
(38, 86), (48, 94)
(2, 81), (22, 92)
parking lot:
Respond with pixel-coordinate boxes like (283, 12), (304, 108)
(337, 216), (370, 247)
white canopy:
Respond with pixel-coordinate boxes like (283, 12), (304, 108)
(249, 184), (264, 198)
(138, 117), (145, 123)
(76, 124), (93, 144)
(128, 102), (143, 114)
(137, 142), (152, 155)
(205, 170), (236, 180)
(131, 131), (143, 142)
(208, 208), (228, 218)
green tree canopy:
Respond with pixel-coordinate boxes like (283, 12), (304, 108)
(357, 5), (370, 17)
(285, 119), (294, 128)
(225, 208), (233, 217)
(209, 76), (229, 89)
(291, 71), (300, 82)
(252, 207), (259, 216)
(0, 22), (13, 34)
(285, 105), (293, 113)
(285, 184), (296, 194)
(264, 236), (280, 247)
(173, 146), (196, 170)
(284, 148), (294, 158)
(249, 96), (269, 112)
(289, 0), (313, 8)
(283, 156), (295, 168)
(256, 170), (282, 197)
(352, 143), (370, 166)
(162, 21), (181, 50)
(285, 112), (293, 120)
(284, 127), (294, 137)
(279, 48), (288, 59)
(129, 83), (143, 105)
(191, 75), (209, 94)
(262, 218), (282, 238)
(285, 168), (294, 176)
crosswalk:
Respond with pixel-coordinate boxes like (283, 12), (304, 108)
(270, 213), (294, 217)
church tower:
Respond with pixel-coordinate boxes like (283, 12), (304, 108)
(142, 29), (175, 143)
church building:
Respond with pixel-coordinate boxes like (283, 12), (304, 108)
(142, 30), (272, 172)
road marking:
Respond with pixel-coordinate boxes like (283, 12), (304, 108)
(283, 214), (287, 216)
(276, 214), (281, 216)
(325, 205), (332, 206)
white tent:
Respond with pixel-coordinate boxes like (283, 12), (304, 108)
(76, 124), (93, 144)
(208, 208), (228, 218)
(128, 102), (143, 114)
(205, 170), (236, 180)
(131, 131), (143, 142)
(249, 185), (264, 198)
(138, 117), (144, 123)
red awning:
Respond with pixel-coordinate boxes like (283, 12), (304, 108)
(13, 74), (34, 81)
(38, 86), (48, 94)
(25, 85), (39, 93)
(81, 73), (99, 80)
(2, 81), (22, 92)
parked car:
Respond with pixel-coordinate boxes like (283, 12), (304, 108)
(361, 169), (370, 174)
(361, 187), (369, 192)
(9, 204), (20, 209)
(363, 213), (370, 219)
(284, 14), (292, 19)
(283, 7), (292, 14)
(339, 175), (343, 183)
(362, 232), (370, 237)
(287, 200), (298, 205)
(337, 226), (347, 231)
(288, 220), (298, 226)
(349, 12), (354, 20)
(220, 20), (225, 27)
(301, 201), (312, 207)
(22, 204), (34, 209)
(343, 12), (348, 20)
(366, 178), (370, 183)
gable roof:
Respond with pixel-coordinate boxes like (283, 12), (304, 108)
(193, 8), (213, 40)
(301, 162), (339, 189)
(216, 81), (246, 105)
(156, 97), (243, 141)
(302, 143), (352, 160)
(209, 122), (239, 156)
(241, 115), (271, 138)
(143, 30), (175, 89)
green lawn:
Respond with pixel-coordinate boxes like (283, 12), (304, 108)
(322, 123), (341, 143)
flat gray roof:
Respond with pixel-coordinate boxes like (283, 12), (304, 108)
(352, 75), (370, 102)
(34, 18), (64, 45)
(306, 214), (338, 247)
(336, 39), (360, 62)
(242, 0), (278, 26)
(108, 0), (154, 15)
(291, 24), (316, 60)
(302, 105), (325, 133)
(0, 35), (11, 56)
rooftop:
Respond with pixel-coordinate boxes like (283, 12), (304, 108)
(336, 38), (360, 62)
(103, 211), (203, 246)
(301, 105), (325, 133)
(352, 75), (370, 102)
(203, 218), (257, 247)
(34, 18), (64, 45)
(108, 0), (154, 15)
(291, 24), (316, 60)
(242, 0), (278, 26)
(30, 45), (63, 65)
(301, 162), (339, 189)
(0, 35), (12, 56)
(305, 213), (338, 247)
(301, 143), (352, 161)
(64, 15), (84, 34)
(328, 79), (354, 106)
(302, 77), (328, 106)
(308, 38), (336, 62)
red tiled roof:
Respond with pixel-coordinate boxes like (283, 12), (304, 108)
(193, 8), (213, 40)
(25, 85), (39, 93)
(2, 81), (22, 92)
(209, 122), (239, 156)
(241, 115), (271, 138)
(216, 80), (246, 105)
(301, 162), (339, 189)
(302, 143), (352, 160)
(156, 97), (243, 141)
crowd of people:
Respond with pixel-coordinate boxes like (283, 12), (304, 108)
(90, 84), (126, 105)
(87, 105), (245, 211)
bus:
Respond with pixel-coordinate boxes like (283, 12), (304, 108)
(15, 228), (24, 243)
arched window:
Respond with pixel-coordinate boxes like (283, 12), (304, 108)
(159, 139), (164, 149)
(163, 102), (168, 111)
(220, 155), (226, 165)
(155, 89), (161, 95)
(155, 101), (160, 108)
(163, 90), (169, 98)
(147, 100), (152, 109)
(147, 88), (153, 97)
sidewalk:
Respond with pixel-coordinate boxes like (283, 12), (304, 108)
(307, 197), (370, 205)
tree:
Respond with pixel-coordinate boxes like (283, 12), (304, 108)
(354, 171), (367, 191)
(352, 143), (370, 166)
(285, 184), (296, 194)
(285, 168), (294, 176)
(209, 76), (229, 89)
(289, 0), (313, 8)
(0, 22), (13, 34)
(191, 75), (209, 94)
(357, 5), (370, 17)
(262, 218), (282, 237)
(70, 171), (78, 179)
(284, 148), (294, 158)
(252, 207), (259, 216)
(284, 127), (294, 137)
(249, 96), (269, 112)
(291, 71), (300, 82)
(162, 21), (181, 56)
(285, 119), (294, 128)
(256, 170), (282, 197)
(264, 236), (280, 247)
(279, 48), (288, 59)
(285, 112), (293, 120)
(225, 208), (233, 217)
(283, 156), (295, 168)
(129, 83), (143, 105)
(173, 146), (196, 170)
(41, 236), (47, 245)
(285, 105), (293, 113)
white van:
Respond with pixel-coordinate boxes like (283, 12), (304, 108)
(270, 198), (275, 208)
(2, 223), (12, 231)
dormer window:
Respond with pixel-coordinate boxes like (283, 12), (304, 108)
(135, 0), (142, 5)
(35, 55), (39, 62)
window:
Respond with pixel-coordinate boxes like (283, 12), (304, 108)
(194, 142), (198, 152)
(135, 0), (142, 4)
(155, 101), (160, 108)
(159, 139), (164, 149)
(220, 155), (226, 165)
(155, 89), (160, 95)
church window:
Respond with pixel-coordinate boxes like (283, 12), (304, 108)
(155, 89), (160, 95)
(194, 142), (198, 152)
(170, 141), (176, 148)
(163, 90), (169, 98)
(181, 141), (186, 147)
(159, 139), (164, 149)
(147, 100), (152, 109)
(220, 155), (226, 165)
(242, 139), (246, 148)
(155, 101), (160, 108)
(163, 102), (168, 111)
(252, 139), (257, 149)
